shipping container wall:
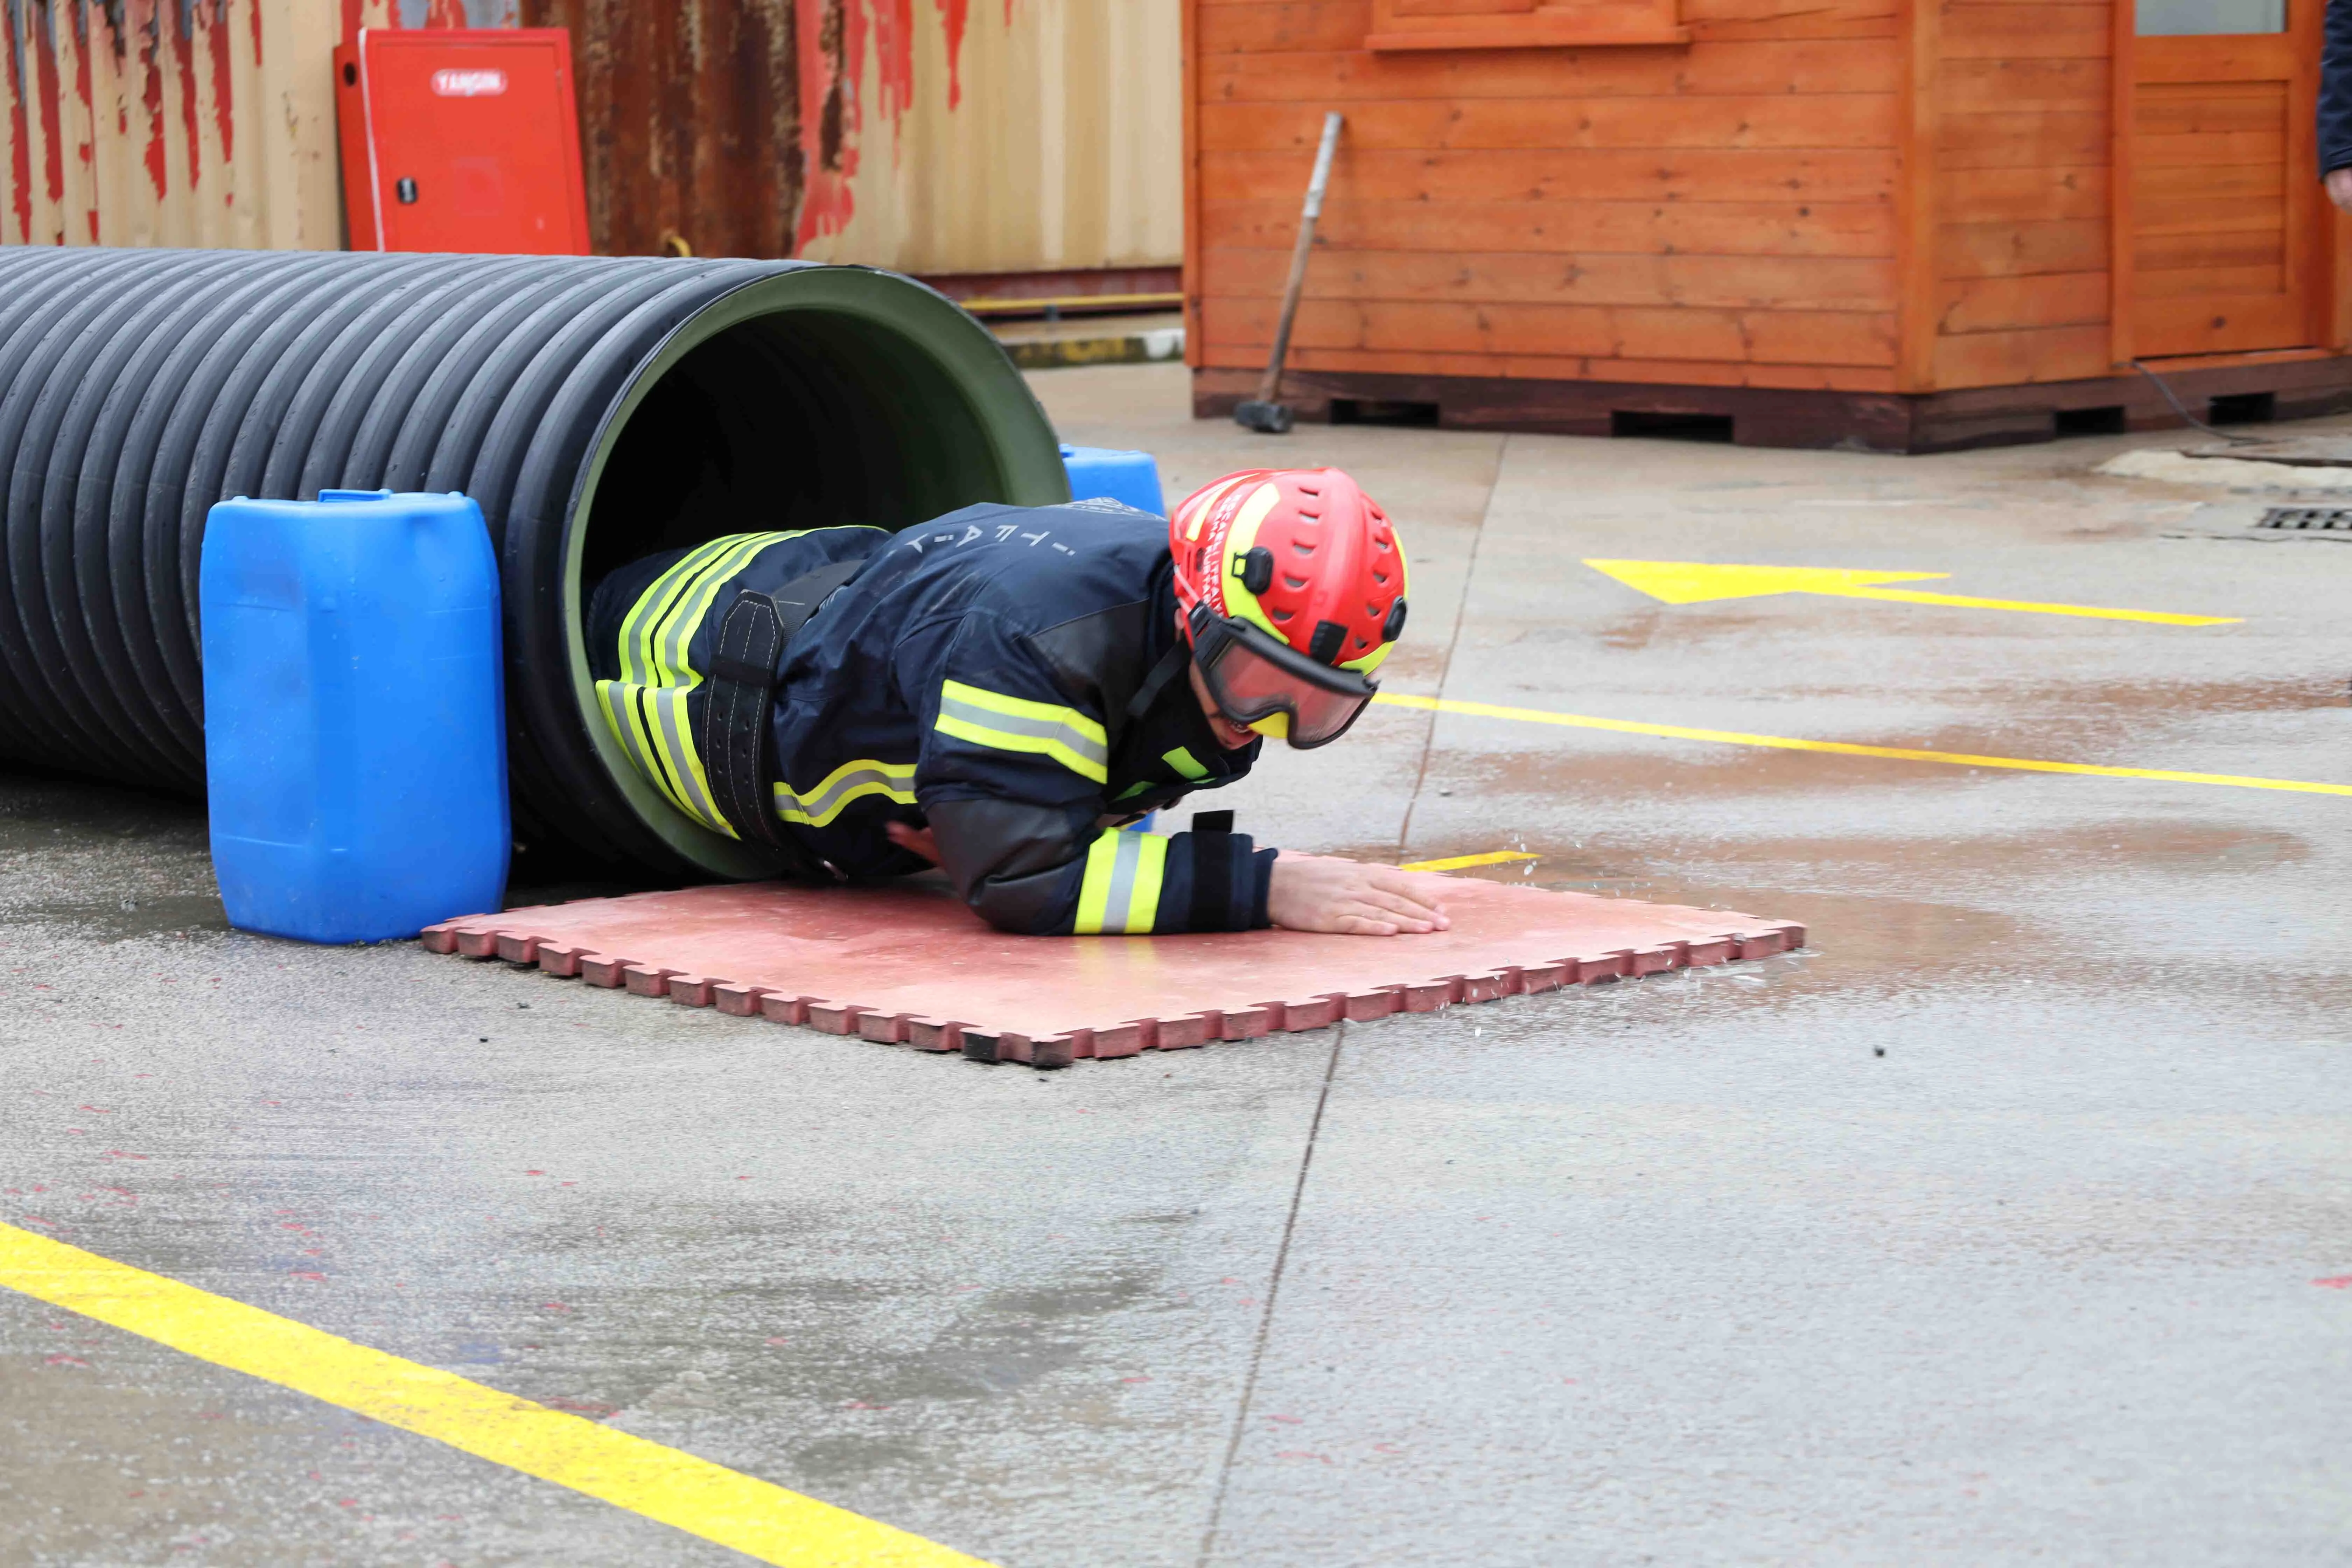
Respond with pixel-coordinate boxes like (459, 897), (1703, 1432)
(528, 0), (1181, 272)
(791, 0), (1183, 275)
(4, 0), (1179, 274)
(0, 0), (341, 249)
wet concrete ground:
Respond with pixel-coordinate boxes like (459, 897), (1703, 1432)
(4, 364), (2349, 1565)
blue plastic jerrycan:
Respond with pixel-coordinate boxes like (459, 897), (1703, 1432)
(200, 490), (509, 944)
(1060, 444), (1167, 516)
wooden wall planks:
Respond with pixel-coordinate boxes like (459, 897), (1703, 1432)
(1920, 0), (2113, 390)
(1191, 0), (1900, 392)
(1185, 0), (2347, 418)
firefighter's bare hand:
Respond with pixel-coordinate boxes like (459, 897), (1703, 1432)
(1267, 853), (1451, 936)
(885, 821), (942, 865)
(2329, 167), (2352, 215)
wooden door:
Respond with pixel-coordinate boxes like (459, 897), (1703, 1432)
(2126, 0), (2323, 358)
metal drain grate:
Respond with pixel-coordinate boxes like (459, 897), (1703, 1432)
(2256, 507), (2352, 531)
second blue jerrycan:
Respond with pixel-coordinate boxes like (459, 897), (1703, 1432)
(1059, 444), (1167, 516)
(200, 490), (509, 944)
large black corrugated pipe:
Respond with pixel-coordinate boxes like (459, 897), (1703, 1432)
(0, 246), (1068, 879)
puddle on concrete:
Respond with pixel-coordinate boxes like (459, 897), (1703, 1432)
(1379, 643), (1451, 684)
(0, 770), (206, 848)
(1982, 673), (2347, 716)
(1682, 820), (2310, 877)
(1392, 807), (2345, 1013)
(1448, 738), (1986, 801)
(5, 892), (232, 941)
(1396, 850), (2017, 987)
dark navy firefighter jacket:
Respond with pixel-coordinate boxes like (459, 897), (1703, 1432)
(587, 502), (1278, 936)
(2327, 0), (2352, 177)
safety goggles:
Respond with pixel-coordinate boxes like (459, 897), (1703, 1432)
(1190, 610), (1377, 749)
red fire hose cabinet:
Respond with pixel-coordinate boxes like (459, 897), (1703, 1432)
(335, 27), (591, 255)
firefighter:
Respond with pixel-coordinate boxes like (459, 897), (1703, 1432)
(586, 467), (1448, 938)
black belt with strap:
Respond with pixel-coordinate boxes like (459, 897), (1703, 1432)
(697, 556), (869, 874)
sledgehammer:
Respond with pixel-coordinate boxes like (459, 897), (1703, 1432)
(1234, 111), (1343, 436)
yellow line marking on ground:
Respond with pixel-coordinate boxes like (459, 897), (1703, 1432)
(1398, 850), (1540, 873)
(1582, 559), (2241, 626)
(1822, 585), (2239, 625)
(0, 1223), (989, 1568)
(1373, 693), (2352, 797)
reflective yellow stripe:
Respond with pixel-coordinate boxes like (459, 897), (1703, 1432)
(774, 758), (918, 827)
(1161, 746), (1209, 781)
(934, 679), (1110, 784)
(600, 539), (747, 820)
(596, 533), (805, 838)
(656, 534), (792, 687)
(1072, 828), (1168, 934)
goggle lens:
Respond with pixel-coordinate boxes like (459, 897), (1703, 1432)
(1194, 618), (1374, 749)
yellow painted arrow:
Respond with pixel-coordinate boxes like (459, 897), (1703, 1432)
(1583, 559), (2240, 626)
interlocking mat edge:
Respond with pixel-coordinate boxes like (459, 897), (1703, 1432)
(422, 878), (1804, 1069)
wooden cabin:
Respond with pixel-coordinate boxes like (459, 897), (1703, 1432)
(1182, 0), (2350, 451)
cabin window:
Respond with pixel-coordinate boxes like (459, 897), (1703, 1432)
(1365, 0), (1688, 50)
(2136, 0), (2286, 33)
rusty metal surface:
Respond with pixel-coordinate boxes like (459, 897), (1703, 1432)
(520, 0), (1180, 271)
(3, 0), (298, 247)
(2, 0), (1178, 271)
(0, 1), (520, 250)
(520, 0), (803, 260)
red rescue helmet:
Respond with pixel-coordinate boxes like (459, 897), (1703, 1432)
(1168, 468), (1409, 748)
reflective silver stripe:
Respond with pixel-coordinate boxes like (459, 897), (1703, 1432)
(622, 534), (738, 686)
(934, 692), (1110, 771)
(650, 688), (729, 834)
(607, 685), (681, 818)
(775, 760), (917, 826)
(1098, 831), (1141, 933)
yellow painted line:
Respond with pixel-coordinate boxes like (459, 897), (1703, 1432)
(1398, 850), (1540, 873)
(1374, 693), (2352, 797)
(0, 1222), (989, 1568)
(1823, 585), (2239, 626)
(1582, 559), (2240, 626)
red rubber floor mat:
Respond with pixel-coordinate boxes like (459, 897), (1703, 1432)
(422, 877), (1802, 1068)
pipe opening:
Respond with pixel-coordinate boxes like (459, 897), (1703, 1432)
(559, 269), (1067, 878)
(580, 308), (1017, 587)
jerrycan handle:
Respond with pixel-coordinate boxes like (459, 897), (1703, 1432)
(317, 489), (393, 503)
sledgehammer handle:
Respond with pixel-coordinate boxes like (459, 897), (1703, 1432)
(1256, 111), (1344, 406)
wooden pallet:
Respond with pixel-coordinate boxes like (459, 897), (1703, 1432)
(1191, 356), (2352, 455)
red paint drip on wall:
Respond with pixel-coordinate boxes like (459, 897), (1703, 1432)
(207, 0), (235, 164)
(32, 0), (64, 211)
(249, 0), (263, 65)
(937, 0), (968, 111)
(135, 1), (168, 200)
(791, 0), (858, 250)
(174, 0), (202, 187)
(873, 0), (914, 124)
(792, 0), (994, 251)
(75, 4), (98, 240)
(5, 4), (30, 241)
